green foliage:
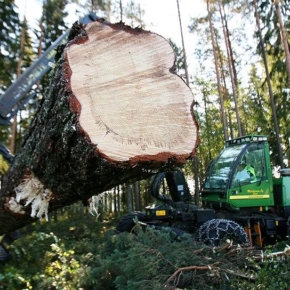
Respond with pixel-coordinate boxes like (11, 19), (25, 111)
(0, 210), (102, 289)
(39, 237), (82, 289)
(254, 260), (290, 289)
(2, 210), (290, 289)
(189, 0), (290, 169)
(0, 0), (20, 89)
(0, 0), (21, 145)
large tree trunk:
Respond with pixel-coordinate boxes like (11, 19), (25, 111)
(273, 0), (290, 86)
(207, 0), (228, 141)
(0, 19), (198, 235)
(218, 0), (242, 137)
(253, 0), (283, 167)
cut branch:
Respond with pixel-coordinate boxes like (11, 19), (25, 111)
(252, 245), (290, 261)
(0, 19), (198, 234)
(164, 262), (256, 288)
(164, 262), (219, 287)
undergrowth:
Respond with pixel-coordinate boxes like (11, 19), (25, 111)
(1, 209), (290, 290)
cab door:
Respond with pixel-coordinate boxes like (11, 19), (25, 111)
(228, 143), (274, 209)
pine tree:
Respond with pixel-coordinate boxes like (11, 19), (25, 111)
(0, 0), (20, 91)
(35, 0), (69, 92)
(0, 1), (28, 147)
(207, 0), (228, 141)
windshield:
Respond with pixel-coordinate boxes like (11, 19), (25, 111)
(203, 143), (247, 189)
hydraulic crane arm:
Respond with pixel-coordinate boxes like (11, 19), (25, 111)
(0, 12), (98, 125)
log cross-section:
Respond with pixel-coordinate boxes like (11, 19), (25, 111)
(0, 19), (199, 234)
(67, 21), (196, 162)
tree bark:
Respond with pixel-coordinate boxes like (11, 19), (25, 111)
(218, 0), (242, 137)
(0, 19), (198, 234)
(273, 0), (290, 86)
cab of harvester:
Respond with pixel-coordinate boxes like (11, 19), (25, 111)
(200, 135), (290, 246)
(201, 135), (275, 212)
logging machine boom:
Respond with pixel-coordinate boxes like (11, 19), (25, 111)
(117, 135), (290, 247)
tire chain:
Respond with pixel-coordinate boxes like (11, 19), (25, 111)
(197, 219), (250, 246)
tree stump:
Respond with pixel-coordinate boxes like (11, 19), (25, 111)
(0, 19), (198, 234)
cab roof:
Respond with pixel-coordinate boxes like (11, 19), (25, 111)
(225, 135), (268, 147)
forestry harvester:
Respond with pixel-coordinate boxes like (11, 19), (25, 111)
(0, 11), (288, 261)
(117, 135), (290, 248)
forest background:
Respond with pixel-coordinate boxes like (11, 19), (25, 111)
(1, 0), (290, 289)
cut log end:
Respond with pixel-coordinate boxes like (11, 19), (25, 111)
(66, 21), (198, 163)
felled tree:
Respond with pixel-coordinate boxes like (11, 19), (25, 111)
(0, 19), (198, 234)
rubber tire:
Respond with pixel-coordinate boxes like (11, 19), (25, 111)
(197, 219), (250, 246)
(116, 211), (148, 233)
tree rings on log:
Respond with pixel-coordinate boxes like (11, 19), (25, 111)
(66, 20), (198, 163)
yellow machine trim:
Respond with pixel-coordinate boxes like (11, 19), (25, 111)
(0, 154), (9, 175)
(230, 194), (270, 200)
(156, 210), (166, 216)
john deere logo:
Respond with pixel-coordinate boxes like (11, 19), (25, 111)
(247, 189), (264, 193)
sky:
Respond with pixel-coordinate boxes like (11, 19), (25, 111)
(14, 0), (207, 80)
